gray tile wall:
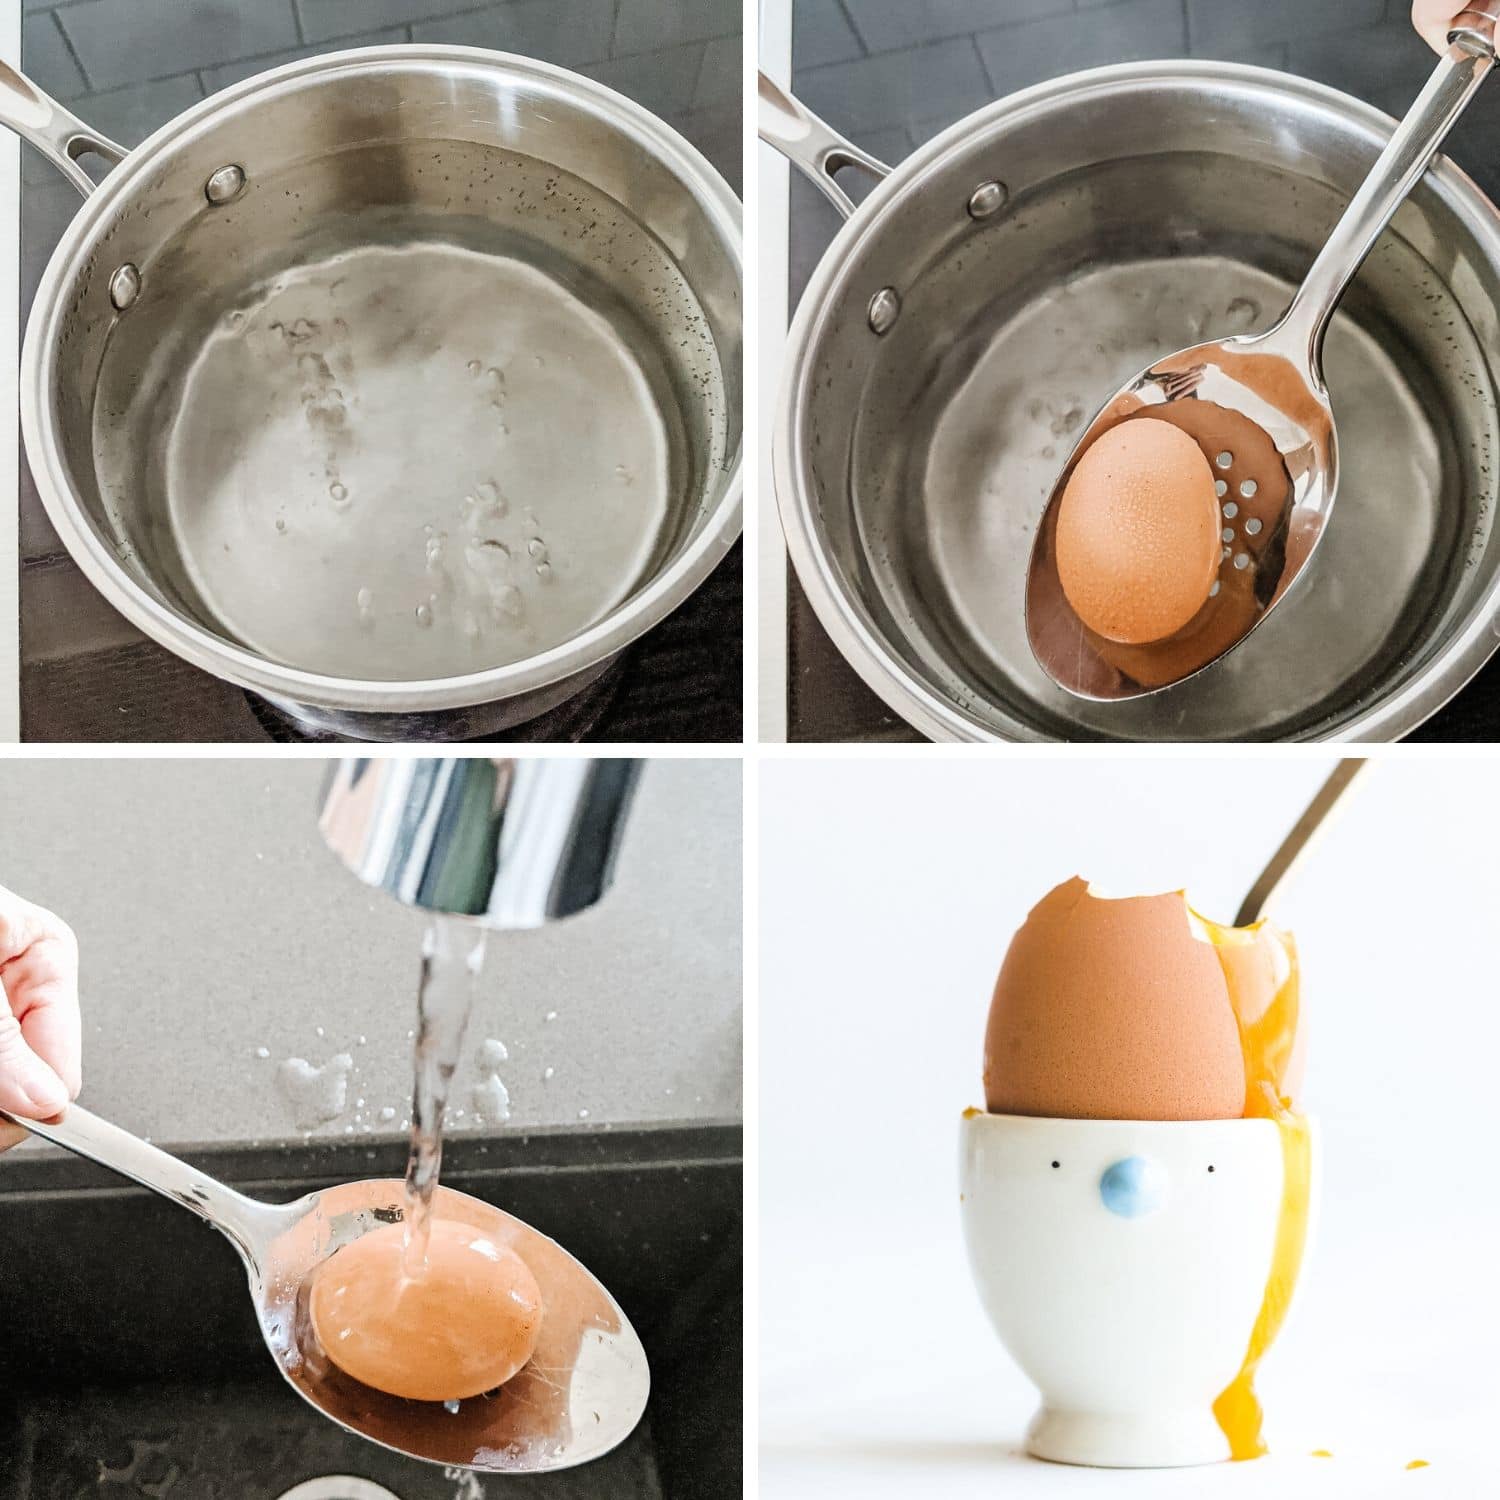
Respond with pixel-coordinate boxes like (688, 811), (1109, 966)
(18, 0), (739, 581)
(792, 0), (1443, 176)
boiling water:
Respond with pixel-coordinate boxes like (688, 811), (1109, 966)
(403, 915), (489, 1275)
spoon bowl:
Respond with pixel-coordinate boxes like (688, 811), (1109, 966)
(1028, 6), (1499, 701)
(0, 1104), (649, 1474)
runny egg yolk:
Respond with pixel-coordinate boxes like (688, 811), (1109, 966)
(309, 1218), (543, 1402)
(1191, 908), (1312, 1462)
(1054, 417), (1222, 646)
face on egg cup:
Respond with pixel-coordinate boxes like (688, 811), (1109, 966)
(959, 1111), (1317, 1469)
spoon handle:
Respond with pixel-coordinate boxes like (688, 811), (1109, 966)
(1282, 20), (1497, 356)
(0, 1102), (273, 1248)
(1234, 759), (1369, 928)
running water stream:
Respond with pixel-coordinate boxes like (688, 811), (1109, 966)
(402, 913), (489, 1276)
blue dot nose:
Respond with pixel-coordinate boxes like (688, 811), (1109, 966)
(1099, 1155), (1168, 1218)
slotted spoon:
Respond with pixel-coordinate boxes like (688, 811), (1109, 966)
(1027, 4), (1500, 700)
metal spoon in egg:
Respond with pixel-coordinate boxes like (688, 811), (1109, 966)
(0, 1102), (649, 1474)
(1027, 5), (1500, 700)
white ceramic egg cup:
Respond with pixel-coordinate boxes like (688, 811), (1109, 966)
(959, 1111), (1317, 1468)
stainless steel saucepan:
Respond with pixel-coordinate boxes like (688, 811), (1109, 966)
(763, 63), (1500, 742)
(4, 46), (742, 740)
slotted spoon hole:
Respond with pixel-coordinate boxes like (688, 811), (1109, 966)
(1215, 450), (1234, 469)
(1214, 478), (1228, 497)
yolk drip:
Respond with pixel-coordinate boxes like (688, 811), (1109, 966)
(1193, 910), (1313, 1462)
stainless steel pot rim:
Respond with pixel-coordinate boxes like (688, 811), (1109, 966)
(22, 44), (743, 714)
(775, 59), (1500, 741)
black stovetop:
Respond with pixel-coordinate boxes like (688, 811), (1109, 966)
(786, 0), (1500, 742)
(18, 0), (740, 742)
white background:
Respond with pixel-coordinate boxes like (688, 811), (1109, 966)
(1, 5), (19, 741)
(759, 752), (1499, 1497)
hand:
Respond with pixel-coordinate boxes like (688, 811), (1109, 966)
(0, 884), (81, 1153)
(1412, 0), (1469, 51)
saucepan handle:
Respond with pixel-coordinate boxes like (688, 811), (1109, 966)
(0, 58), (126, 197)
(758, 69), (889, 220)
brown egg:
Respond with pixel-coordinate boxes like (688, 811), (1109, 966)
(984, 878), (1246, 1121)
(1055, 417), (1221, 645)
(309, 1217), (543, 1402)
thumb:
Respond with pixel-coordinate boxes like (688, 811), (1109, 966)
(0, 1012), (70, 1117)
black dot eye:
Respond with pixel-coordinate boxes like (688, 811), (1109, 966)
(1051, 1160), (1060, 1169)
(1207, 1165), (1216, 1173)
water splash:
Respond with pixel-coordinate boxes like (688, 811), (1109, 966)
(276, 1053), (353, 1129)
(472, 1073), (511, 1122)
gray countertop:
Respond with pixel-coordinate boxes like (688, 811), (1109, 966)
(0, 756), (741, 1156)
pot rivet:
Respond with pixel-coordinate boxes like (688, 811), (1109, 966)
(205, 164), (247, 205)
(108, 263), (141, 311)
(967, 179), (1008, 220)
(867, 287), (900, 336)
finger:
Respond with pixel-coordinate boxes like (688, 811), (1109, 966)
(1, 934), (82, 1096)
(1411, 0), (1458, 51)
(0, 1008), (70, 1117)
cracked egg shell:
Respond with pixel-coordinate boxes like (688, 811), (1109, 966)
(984, 877), (1249, 1121)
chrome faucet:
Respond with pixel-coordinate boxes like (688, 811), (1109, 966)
(317, 758), (640, 928)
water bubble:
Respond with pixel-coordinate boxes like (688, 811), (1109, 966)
(254, 1046), (270, 1059)
(527, 539), (548, 562)
(478, 1038), (509, 1068)
(466, 359), (481, 376)
(425, 533), (447, 570)
(490, 583), (523, 621)
(329, 481), (349, 506)
(543, 1066), (555, 1081)
(535, 561), (552, 582)
(356, 586), (375, 626)
(545, 1010), (558, 1022)
(614, 464), (635, 486)
(275, 517), (287, 534)
(578, 1109), (590, 1120)
(379, 1105), (396, 1122)
(416, 601), (434, 628)
(465, 537), (510, 571)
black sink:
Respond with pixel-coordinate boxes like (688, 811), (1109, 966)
(0, 1124), (740, 1499)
